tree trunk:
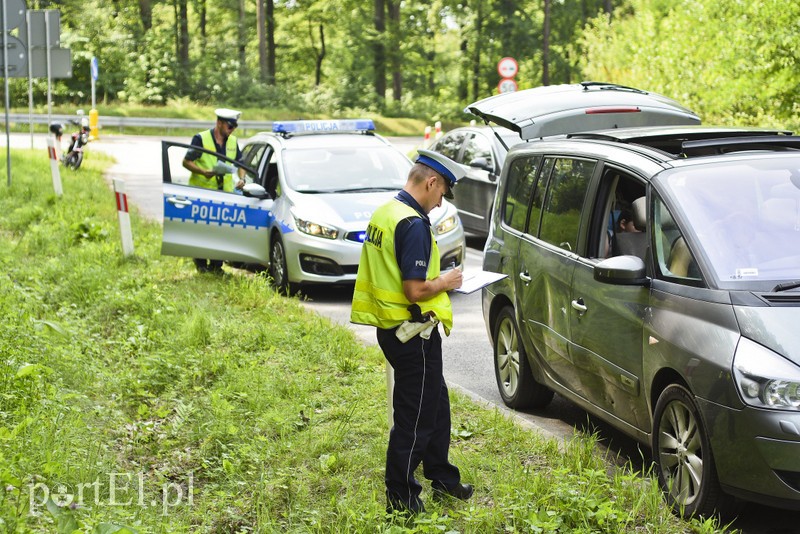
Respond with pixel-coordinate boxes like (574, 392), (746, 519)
(605, 0), (613, 16)
(373, 0), (386, 101)
(176, 0), (190, 95)
(238, 0), (247, 79)
(267, 0), (276, 85)
(472, 1), (483, 101)
(198, 0), (207, 39)
(542, 0), (550, 86)
(387, 0), (401, 101)
(257, 0), (268, 82)
(309, 22), (326, 86)
(138, 0), (152, 31)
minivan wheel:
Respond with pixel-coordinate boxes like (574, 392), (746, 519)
(492, 306), (554, 409)
(652, 384), (734, 520)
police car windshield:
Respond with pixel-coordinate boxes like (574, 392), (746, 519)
(283, 146), (410, 193)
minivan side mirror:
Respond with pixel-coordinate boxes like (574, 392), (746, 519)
(594, 255), (649, 286)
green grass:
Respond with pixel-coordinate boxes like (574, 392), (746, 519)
(0, 150), (729, 533)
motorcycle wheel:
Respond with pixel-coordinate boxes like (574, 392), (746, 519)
(66, 152), (83, 170)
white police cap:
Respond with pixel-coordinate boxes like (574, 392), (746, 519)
(415, 149), (465, 199)
(215, 108), (242, 123)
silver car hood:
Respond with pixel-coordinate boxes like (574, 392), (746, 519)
(289, 191), (452, 227)
(735, 305), (800, 365)
(465, 82), (700, 141)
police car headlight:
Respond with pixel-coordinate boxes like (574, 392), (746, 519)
(294, 216), (339, 240)
(733, 337), (800, 411)
(434, 215), (458, 236)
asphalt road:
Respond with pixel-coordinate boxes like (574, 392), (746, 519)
(7, 132), (798, 532)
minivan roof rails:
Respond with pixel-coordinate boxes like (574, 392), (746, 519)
(681, 135), (800, 156)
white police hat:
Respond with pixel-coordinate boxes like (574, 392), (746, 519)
(415, 149), (465, 199)
(215, 108), (242, 125)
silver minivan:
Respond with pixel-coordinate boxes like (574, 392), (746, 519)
(472, 82), (800, 518)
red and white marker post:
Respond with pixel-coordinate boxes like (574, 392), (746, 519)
(434, 120), (443, 140)
(113, 178), (134, 257)
(423, 125), (432, 148)
(46, 135), (63, 197)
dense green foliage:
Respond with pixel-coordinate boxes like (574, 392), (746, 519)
(580, 0), (800, 129)
(17, 1), (797, 128)
(0, 152), (726, 532)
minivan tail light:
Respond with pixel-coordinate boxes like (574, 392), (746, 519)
(585, 107), (642, 114)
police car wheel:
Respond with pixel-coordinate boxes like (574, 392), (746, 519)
(269, 236), (291, 294)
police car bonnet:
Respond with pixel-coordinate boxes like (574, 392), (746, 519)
(416, 149), (464, 199)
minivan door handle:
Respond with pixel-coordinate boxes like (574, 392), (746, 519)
(519, 271), (531, 285)
(571, 298), (587, 316)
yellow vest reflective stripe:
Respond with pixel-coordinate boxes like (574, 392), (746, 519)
(350, 199), (453, 334)
(188, 129), (237, 192)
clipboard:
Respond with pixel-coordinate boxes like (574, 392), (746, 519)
(453, 270), (508, 294)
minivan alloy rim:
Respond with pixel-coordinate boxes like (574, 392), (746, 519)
(496, 317), (520, 396)
(658, 400), (703, 505)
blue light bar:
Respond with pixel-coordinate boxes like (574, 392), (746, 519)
(273, 119), (375, 134)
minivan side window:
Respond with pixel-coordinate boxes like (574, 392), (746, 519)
(502, 156), (542, 232)
(653, 195), (702, 283)
(539, 158), (596, 252)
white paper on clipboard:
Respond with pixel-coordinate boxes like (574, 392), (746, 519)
(453, 270), (508, 294)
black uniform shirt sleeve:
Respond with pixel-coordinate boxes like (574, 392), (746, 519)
(395, 217), (432, 281)
(184, 133), (204, 161)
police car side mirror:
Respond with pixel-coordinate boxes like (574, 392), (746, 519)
(242, 183), (270, 199)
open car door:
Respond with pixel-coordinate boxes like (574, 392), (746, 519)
(160, 141), (273, 265)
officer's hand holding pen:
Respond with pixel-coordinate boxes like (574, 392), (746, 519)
(441, 262), (463, 291)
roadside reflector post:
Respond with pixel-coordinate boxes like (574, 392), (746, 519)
(46, 135), (63, 197)
(434, 121), (442, 140)
(386, 364), (394, 428)
(423, 125), (431, 148)
(113, 178), (134, 257)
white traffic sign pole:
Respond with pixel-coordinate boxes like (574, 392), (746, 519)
(113, 178), (134, 256)
(46, 134), (62, 197)
(3, 0), (11, 186)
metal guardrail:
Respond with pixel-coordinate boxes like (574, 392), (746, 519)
(5, 113), (274, 133)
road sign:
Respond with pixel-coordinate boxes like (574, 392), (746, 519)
(498, 78), (518, 94)
(0, 35), (28, 76)
(90, 56), (98, 80)
(29, 47), (72, 78)
(497, 57), (518, 79)
(1, 0), (26, 32)
(19, 10), (59, 48)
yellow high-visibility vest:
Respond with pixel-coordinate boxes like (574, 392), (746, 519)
(188, 129), (237, 192)
(351, 198), (453, 335)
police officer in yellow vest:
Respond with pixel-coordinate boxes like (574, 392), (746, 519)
(351, 149), (473, 515)
(182, 108), (247, 273)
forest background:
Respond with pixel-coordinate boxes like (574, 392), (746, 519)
(17, 0), (800, 130)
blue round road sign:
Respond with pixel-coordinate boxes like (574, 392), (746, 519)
(90, 57), (99, 80)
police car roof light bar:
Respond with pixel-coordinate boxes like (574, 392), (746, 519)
(273, 119), (376, 136)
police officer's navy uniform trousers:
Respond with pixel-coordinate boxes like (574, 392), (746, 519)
(377, 324), (460, 509)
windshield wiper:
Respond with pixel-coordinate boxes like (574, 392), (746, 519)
(329, 187), (398, 193)
(772, 280), (800, 292)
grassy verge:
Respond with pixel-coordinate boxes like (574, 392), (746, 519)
(0, 150), (726, 533)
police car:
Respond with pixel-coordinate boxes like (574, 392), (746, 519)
(160, 119), (466, 292)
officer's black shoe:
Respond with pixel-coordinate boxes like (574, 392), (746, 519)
(386, 495), (425, 515)
(432, 482), (474, 501)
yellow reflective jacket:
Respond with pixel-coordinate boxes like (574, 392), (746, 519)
(188, 129), (237, 192)
(350, 198), (453, 334)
